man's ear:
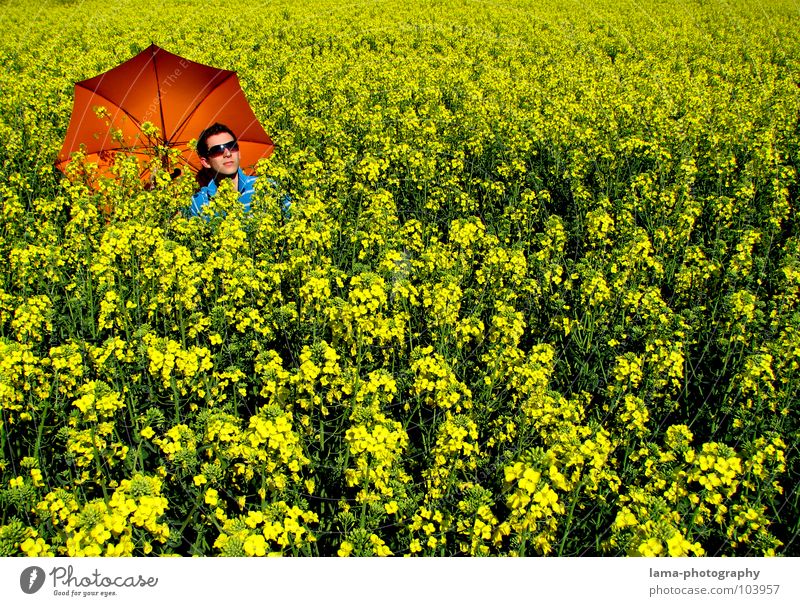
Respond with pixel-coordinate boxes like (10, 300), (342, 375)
(199, 156), (211, 169)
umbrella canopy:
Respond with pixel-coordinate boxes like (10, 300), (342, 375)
(56, 44), (274, 182)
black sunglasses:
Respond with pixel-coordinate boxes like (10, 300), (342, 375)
(205, 140), (239, 157)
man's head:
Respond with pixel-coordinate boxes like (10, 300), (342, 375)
(197, 123), (240, 179)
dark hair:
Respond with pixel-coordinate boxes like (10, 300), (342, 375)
(196, 123), (237, 157)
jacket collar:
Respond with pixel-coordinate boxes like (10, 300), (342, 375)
(207, 168), (251, 196)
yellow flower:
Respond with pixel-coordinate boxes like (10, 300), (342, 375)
(20, 536), (53, 557)
(205, 488), (219, 507)
(244, 534), (267, 556)
(638, 538), (664, 557)
(337, 541), (353, 557)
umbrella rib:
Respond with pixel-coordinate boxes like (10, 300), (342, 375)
(150, 46), (169, 142)
(71, 46), (164, 155)
(75, 86), (148, 144)
(169, 72), (236, 144)
(87, 145), (156, 153)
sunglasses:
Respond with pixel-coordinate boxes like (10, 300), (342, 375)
(205, 140), (239, 157)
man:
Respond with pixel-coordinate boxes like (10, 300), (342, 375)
(188, 123), (288, 217)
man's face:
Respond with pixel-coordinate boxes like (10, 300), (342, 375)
(200, 132), (240, 178)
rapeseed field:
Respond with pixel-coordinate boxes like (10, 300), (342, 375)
(0, 0), (798, 556)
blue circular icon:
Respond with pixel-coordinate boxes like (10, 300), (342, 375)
(20, 566), (46, 594)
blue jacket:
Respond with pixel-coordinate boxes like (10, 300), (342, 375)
(188, 168), (291, 218)
(189, 168), (256, 217)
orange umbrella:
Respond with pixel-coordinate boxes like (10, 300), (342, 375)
(56, 44), (274, 182)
